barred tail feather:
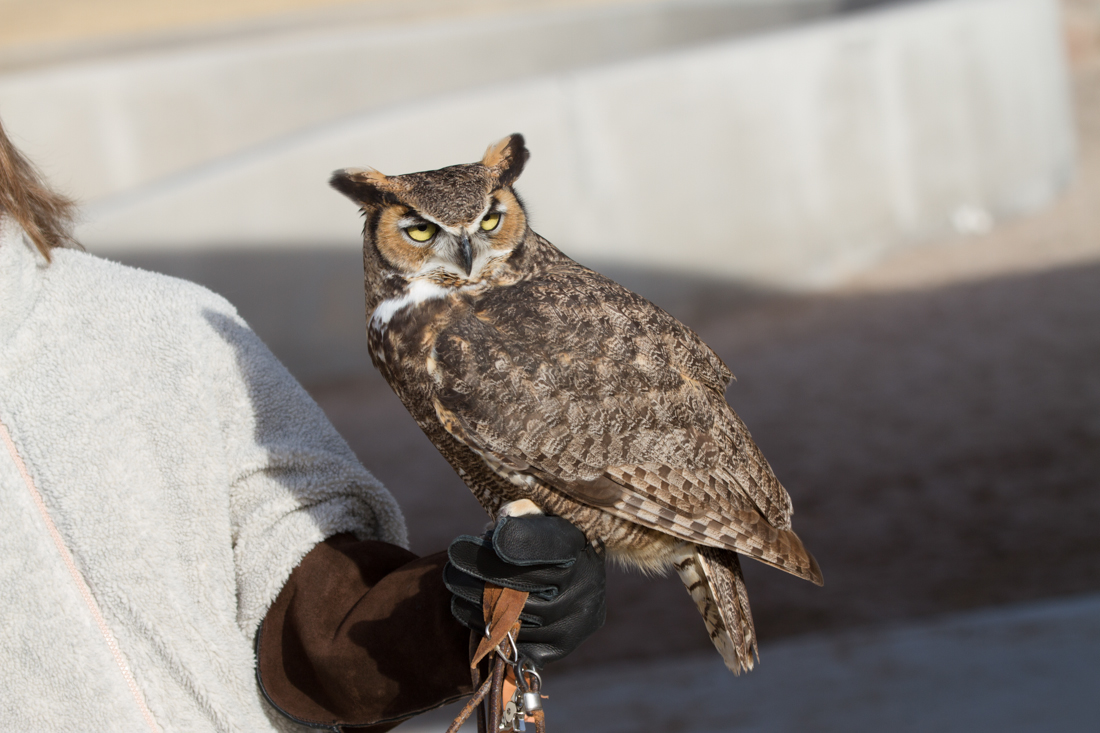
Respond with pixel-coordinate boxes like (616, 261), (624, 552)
(675, 545), (758, 674)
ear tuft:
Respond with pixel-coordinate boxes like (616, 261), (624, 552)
(330, 167), (390, 205)
(481, 133), (529, 187)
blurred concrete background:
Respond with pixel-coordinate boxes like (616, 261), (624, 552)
(2, 0), (1098, 730)
(0, 0), (1077, 381)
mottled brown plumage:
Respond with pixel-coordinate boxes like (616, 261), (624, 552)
(331, 134), (822, 673)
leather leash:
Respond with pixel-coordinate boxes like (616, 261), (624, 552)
(447, 584), (547, 732)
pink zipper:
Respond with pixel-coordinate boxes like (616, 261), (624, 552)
(0, 416), (161, 733)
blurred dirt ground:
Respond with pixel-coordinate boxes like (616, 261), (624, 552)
(307, 58), (1100, 670)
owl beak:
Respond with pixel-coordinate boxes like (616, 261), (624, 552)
(458, 232), (473, 276)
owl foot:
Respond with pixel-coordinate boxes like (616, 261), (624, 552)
(499, 499), (544, 517)
(485, 499), (546, 532)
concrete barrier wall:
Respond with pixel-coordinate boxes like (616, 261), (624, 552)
(75, 0), (1073, 284)
(0, 0), (843, 203)
(0, 0), (1076, 382)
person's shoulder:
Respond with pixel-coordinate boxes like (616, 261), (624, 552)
(47, 248), (240, 322)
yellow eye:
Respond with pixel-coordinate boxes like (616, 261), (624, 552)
(405, 222), (438, 242)
(480, 213), (501, 232)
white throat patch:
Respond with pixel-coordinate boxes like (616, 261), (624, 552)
(370, 279), (450, 331)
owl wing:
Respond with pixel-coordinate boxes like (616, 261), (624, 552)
(431, 266), (821, 584)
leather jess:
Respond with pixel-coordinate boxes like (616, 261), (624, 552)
(444, 515), (607, 669)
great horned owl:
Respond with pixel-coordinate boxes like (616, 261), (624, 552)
(331, 134), (822, 673)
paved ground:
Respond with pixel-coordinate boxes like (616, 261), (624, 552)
(308, 59), (1100, 672)
(406, 593), (1100, 732)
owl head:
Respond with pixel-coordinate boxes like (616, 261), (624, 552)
(331, 134), (531, 292)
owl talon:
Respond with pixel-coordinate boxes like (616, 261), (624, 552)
(499, 499), (544, 518)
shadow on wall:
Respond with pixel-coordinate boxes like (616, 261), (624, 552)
(115, 246), (375, 384)
(109, 246), (781, 385)
(115, 244), (1100, 668)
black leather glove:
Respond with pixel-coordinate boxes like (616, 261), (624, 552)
(443, 515), (606, 669)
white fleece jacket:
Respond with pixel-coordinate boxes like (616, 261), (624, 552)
(0, 218), (407, 732)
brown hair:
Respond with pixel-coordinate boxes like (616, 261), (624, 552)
(0, 116), (77, 260)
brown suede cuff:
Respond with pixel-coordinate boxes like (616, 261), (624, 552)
(257, 534), (474, 731)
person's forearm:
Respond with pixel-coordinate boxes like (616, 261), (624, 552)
(257, 534), (473, 731)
